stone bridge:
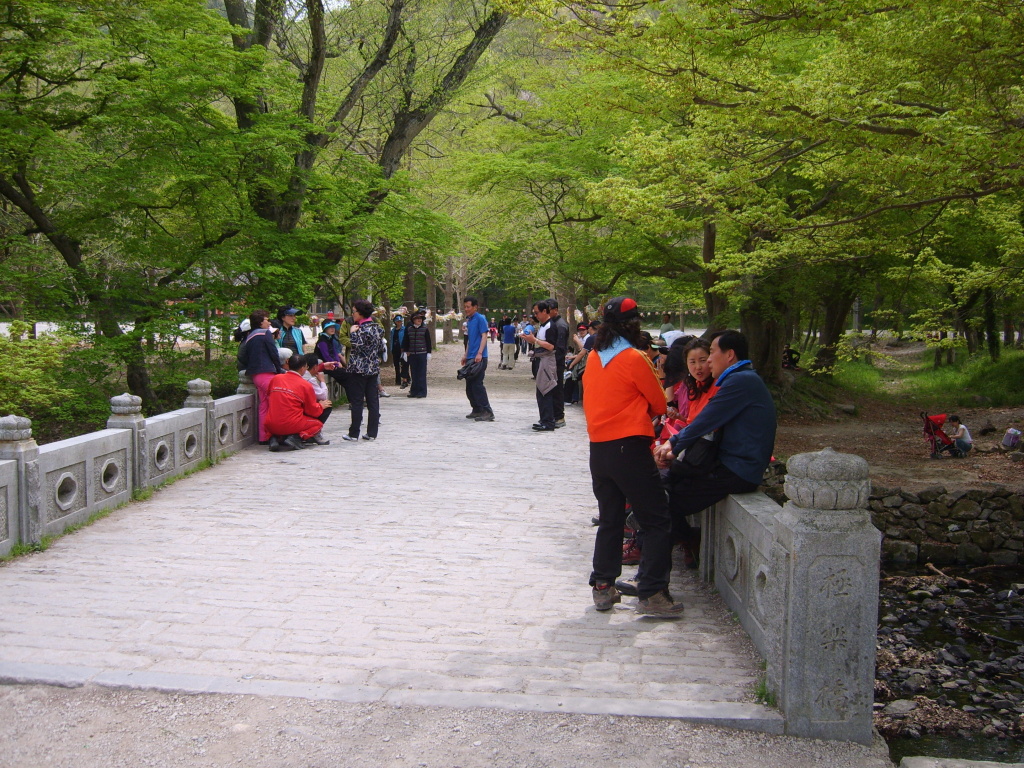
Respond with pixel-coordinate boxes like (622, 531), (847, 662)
(0, 358), (880, 744)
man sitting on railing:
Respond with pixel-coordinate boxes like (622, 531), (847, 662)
(265, 355), (332, 451)
(654, 330), (777, 527)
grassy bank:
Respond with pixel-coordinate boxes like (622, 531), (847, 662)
(833, 348), (1024, 408)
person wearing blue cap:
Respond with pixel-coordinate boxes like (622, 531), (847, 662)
(276, 306), (308, 355)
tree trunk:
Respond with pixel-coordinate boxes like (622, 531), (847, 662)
(1003, 315), (1014, 347)
(403, 268), (416, 311)
(812, 293), (855, 370)
(426, 272), (437, 344)
(984, 288), (1000, 362)
(442, 265), (454, 344)
(699, 221), (728, 334)
(740, 300), (786, 385)
(801, 309), (818, 352)
(933, 330), (946, 369)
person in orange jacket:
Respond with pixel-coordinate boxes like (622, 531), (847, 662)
(582, 296), (684, 618)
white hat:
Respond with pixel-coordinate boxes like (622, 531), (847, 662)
(239, 318), (251, 332)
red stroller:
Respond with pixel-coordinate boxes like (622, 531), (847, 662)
(921, 413), (962, 458)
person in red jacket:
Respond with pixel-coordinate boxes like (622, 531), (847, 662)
(265, 355), (332, 451)
(582, 297), (683, 618)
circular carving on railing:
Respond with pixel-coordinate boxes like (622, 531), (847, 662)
(722, 534), (739, 581)
(100, 459), (121, 493)
(154, 441), (171, 470)
(55, 473), (79, 511)
(753, 565), (769, 616)
(183, 432), (199, 459)
(238, 412), (251, 437)
(217, 420), (230, 445)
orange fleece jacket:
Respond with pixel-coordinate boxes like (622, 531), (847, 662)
(582, 347), (667, 443)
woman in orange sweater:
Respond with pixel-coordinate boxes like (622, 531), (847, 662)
(680, 337), (717, 425)
(582, 297), (684, 618)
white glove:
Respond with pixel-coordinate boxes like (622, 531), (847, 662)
(427, 353), (432, 361)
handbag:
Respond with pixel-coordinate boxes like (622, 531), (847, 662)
(456, 360), (485, 380)
(670, 428), (722, 479)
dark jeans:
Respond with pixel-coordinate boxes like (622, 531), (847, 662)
(536, 385), (555, 427)
(554, 359), (565, 420)
(589, 437), (672, 600)
(408, 353), (428, 397)
(666, 464), (758, 530)
(345, 373), (380, 438)
(393, 355), (409, 386)
(465, 358), (490, 412)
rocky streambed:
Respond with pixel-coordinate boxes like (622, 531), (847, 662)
(874, 564), (1024, 762)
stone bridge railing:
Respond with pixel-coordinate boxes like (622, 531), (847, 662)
(0, 378), (255, 555)
(705, 448), (881, 744)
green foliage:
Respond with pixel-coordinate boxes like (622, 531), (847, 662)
(833, 349), (1024, 408)
(0, 330), (110, 442)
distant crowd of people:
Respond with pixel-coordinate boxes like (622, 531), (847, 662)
(236, 297), (778, 618)
(236, 302), (432, 450)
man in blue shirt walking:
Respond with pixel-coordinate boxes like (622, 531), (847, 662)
(462, 297), (494, 422)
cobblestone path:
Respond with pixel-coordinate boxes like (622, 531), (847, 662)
(0, 341), (774, 730)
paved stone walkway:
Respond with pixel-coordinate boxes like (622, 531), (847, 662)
(0, 342), (774, 732)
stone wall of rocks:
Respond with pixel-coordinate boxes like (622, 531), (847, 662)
(759, 462), (1023, 566)
(869, 485), (1023, 567)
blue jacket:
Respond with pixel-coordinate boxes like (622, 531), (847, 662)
(669, 362), (776, 485)
(277, 326), (307, 354)
(239, 328), (284, 376)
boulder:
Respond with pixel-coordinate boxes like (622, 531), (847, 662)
(883, 539), (919, 564)
(917, 486), (947, 503)
(919, 542), (957, 566)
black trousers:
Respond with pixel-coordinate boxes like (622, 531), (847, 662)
(345, 373), (380, 438)
(408, 353), (427, 397)
(667, 464), (758, 529)
(393, 355), (409, 386)
(589, 437), (672, 600)
(553, 358), (565, 420)
(536, 385), (555, 427)
(465, 359), (491, 412)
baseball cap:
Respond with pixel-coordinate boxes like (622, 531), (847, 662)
(603, 296), (639, 322)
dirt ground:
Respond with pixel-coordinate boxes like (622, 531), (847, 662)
(775, 401), (1024, 491)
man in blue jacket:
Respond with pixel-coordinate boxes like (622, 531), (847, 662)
(654, 329), (777, 521)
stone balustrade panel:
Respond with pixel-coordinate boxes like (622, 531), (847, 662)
(212, 394), (256, 456)
(0, 459), (18, 557)
(143, 409), (206, 487)
(35, 429), (133, 537)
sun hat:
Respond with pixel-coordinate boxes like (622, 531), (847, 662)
(603, 296), (639, 322)
(322, 321), (339, 332)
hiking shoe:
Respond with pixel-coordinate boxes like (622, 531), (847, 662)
(636, 590), (685, 617)
(267, 436), (281, 452)
(466, 410), (481, 419)
(615, 574), (639, 597)
(474, 411), (495, 422)
(305, 431), (330, 446)
(361, 435), (376, 441)
(282, 434), (306, 451)
(532, 424), (555, 431)
(622, 537), (642, 566)
(554, 419), (566, 428)
(592, 583), (621, 612)
(342, 434), (358, 442)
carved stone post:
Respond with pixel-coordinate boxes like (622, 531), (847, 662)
(107, 393), (146, 492)
(184, 379), (215, 462)
(773, 447), (880, 744)
(0, 415), (41, 545)
(236, 370), (256, 395)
